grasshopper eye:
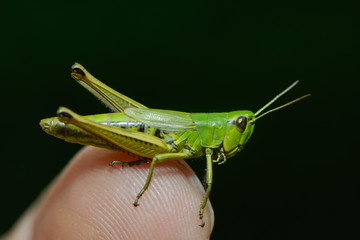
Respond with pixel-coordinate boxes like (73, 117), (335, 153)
(235, 116), (247, 133)
(72, 67), (85, 76)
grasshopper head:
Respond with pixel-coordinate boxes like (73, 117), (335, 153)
(223, 111), (255, 157)
(223, 81), (310, 158)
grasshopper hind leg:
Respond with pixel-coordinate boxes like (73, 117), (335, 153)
(109, 158), (151, 167)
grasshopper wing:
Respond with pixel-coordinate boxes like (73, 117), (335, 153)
(124, 108), (196, 132)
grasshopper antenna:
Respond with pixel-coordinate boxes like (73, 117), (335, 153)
(249, 81), (310, 125)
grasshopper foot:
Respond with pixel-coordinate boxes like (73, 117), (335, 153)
(199, 209), (205, 227)
(109, 159), (150, 167)
(109, 160), (123, 167)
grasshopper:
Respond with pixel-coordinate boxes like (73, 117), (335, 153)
(40, 63), (310, 227)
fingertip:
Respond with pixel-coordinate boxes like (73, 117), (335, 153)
(31, 147), (213, 239)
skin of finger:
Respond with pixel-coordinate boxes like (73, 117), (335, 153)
(22, 146), (213, 240)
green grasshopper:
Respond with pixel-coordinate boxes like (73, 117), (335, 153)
(40, 63), (310, 227)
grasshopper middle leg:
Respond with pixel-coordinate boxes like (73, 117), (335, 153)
(133, 152), (189, 206)
(199, 148), (213, 227)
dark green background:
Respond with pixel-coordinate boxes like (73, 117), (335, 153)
(1, 1), (359, 239)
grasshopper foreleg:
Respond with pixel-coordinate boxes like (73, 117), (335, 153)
(213, 147), (227, 165)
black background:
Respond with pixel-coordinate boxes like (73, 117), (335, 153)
(1, 1), (359, 239)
